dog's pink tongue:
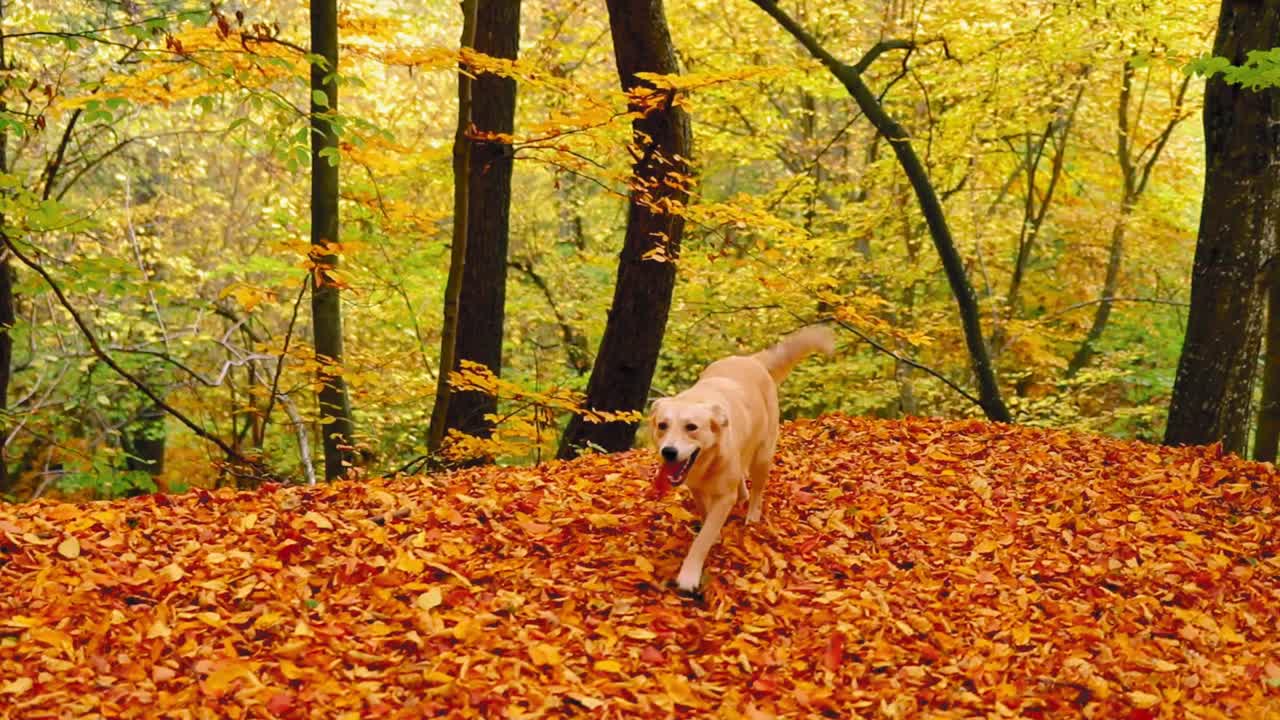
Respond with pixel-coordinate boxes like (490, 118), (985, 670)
(652, 462), (680, 495)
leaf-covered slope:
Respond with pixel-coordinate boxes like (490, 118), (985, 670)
(1, 415), (1278, 718)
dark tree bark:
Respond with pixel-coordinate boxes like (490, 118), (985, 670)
(1164, 0), (1280, 454)
(435, 0), (522, 455)
(1254, 267), (1280, 461)
(428, 0), (478, 453)
(557, 0), (693, 458)
(310, 0), (355, 479)
(124, 403), (166, 477)
(746, 0), (1010, 422)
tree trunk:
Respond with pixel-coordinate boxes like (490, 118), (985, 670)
(1254, 267), (1280, 461)
(124, 403), (166, 478)
(1066, 198), (1131, 377)
(0, 1), (12, 495)
(1164, 0), (1280, 454)
(1067, 61), (1189, 378)
(557, 0), (693, 458)
(428, 0), (478, 454)
(747, 0), (1011, 422)
(310, 0), (356, 479)
(436, 0), (521, 456)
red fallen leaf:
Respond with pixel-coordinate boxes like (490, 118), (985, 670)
(640, 645), (664, 664)
(752, 674), (781, 695)
(265, 691), (294, 716)
(1127, 709), (1156, 720)
(823, 631), (845, 671)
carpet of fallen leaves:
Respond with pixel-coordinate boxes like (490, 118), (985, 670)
(2, 414), (1279, 719)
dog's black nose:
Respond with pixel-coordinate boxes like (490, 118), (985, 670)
(661, 446), (678, 462)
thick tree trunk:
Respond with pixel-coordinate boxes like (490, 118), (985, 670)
(428, 0), (478, 453)
(310, 0), (356, 479)
(1254, 269), (1280, 461)
(557, 0), (693, 458)
(437, 0), (521, 455)
(1164, 0), (1280, 454)
(748, 0), (1010, 422)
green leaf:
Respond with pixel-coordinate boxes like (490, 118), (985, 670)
(312, 90), (331, 109)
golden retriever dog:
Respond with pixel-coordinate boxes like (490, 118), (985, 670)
(650, 325), (836, 593)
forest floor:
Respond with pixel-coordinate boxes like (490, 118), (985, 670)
(1, 414), (1278, 718)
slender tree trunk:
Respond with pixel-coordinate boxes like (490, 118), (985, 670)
(557, 0), (693, 458)
(1004, 80), (1083, 318)
(310, 0), (355, 479)
(428, 0), (478, 454)
(748, 0), (1010, 422)
(1254, 268), (1280, 461)
(1066, 197), (1132, 376)
(1067, 63), (1191, 377)
(1165, 0), (1280, 454)
(0, 0), (12, 495)
(435, 0), (521, 457)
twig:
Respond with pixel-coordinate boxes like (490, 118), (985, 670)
(827, 317), (983, 407)
(1, 231), (252, 465)
(261, 277), (308, 434)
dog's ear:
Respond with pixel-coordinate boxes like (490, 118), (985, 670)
(649, 397), (667, 418)
(708, 403), (728, 431)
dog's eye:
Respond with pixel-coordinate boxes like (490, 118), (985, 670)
(657, 422), (668, 431)
(685, 423), (698, 432)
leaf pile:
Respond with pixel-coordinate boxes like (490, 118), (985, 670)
(2, 414), (1278, 718)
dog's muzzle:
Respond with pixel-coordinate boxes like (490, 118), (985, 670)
(658, 448), (700, 486)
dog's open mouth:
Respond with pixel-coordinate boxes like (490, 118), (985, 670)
(656, 448), (700, 489)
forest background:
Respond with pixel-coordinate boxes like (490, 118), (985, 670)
(0, 0), (1260, 499)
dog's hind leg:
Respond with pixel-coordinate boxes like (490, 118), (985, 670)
(746, 445), (775, 524)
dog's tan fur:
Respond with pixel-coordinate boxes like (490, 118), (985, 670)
(650, 325), (836, 592)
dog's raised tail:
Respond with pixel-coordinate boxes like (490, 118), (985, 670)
(753, 324), (836, 384)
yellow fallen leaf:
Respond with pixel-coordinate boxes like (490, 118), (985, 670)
(302, 511), (333, 530)
(567, 694), (604, 709)
(594, 659), (623, 674)
(634, 556), (654, 574)
(1129, 691), (1160, 708)
(1011, 623), (1031, 645)
(1, 677), (32, 694)
(625, 628), (657, 640)
(159, 563), (185, 582)
(587, 513), (620, 528)
(57, 536), (80, 559)
(394, 553), (425, 574)
(146, 618), (172, 639)
(529, 643), (563, 666)
(416, 587), (442, 611)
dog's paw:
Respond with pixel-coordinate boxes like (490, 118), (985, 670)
(745, 507), (762, 524)
(675, 570), (702, 594)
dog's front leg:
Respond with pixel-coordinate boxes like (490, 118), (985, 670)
(676, 495), (734, 593)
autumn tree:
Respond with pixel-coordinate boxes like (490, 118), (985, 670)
(1164, 0), (1280, 454)
(557, 0), (693, 458)
(429, 0), (522, 458)
(1066, 59), (1191, 377)
(310, 0), (356, 479)
(745, 0), (1010, 423)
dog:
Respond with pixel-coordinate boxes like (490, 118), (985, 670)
(649, 325), (836, 593)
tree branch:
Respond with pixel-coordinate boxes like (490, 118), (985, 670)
(1, 232), (254, 466)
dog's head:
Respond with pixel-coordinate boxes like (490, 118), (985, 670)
(649, 398), (728, 487)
